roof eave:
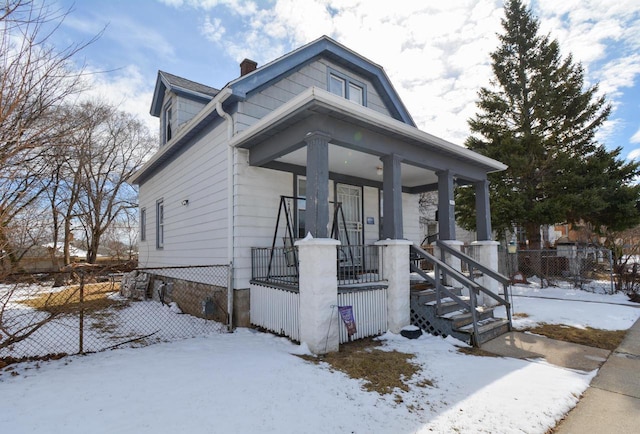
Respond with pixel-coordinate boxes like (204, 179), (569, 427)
(231, 87), (507, 174)
(130, 87), (234, 185)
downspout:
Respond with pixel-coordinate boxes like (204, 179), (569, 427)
(215, 89), (234, 331)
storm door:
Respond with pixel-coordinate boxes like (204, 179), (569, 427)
(336, 183), (363, 265)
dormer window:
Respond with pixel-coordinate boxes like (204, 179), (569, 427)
(163, 103), (173, 145)
(328, 70), (366, 106)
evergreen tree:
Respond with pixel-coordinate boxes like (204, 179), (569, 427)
(457, 0), (640, 247)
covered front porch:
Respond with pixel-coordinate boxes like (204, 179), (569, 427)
(232, 87), (509, 353)
(232, 87), (503, 244)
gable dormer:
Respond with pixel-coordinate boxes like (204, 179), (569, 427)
(150, 71), (220, 146)
(226, 35), (415, 127)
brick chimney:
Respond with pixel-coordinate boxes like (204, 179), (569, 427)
(240, 59), (258, 76)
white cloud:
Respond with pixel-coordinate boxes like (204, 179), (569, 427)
(77, 65), (157, 135)
(150, 0), (639, 148)
(108, 16), (176, 60)
(627, 147), (640, 161)
(594, 53), (640, 101)
(200, 16), (226, 43)
(158, 0), (258, 16)
(632, 128), (640, 144)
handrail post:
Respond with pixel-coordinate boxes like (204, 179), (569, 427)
(434, 263), (441, 314)
(469, 285), (479, 346)
(504, 282), (513, 329)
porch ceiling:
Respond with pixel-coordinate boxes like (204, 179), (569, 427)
(230, 87), (506, 184)
(278, 145), (438, 188)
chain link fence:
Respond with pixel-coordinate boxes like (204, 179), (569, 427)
(495, 247), (614, 293)
(0, 264), (231, 362)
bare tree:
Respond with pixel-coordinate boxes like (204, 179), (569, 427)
(0, 0), (100, 271)
(71, 102), (153, 263)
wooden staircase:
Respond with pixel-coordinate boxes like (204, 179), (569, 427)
(409, 243), (512, 346)
(410, 286), (510, 345)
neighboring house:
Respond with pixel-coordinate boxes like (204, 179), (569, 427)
(419, 190), (478, 245)
(130, 36), (509, 350)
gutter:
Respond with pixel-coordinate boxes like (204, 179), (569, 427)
(215, 92), (235, 331)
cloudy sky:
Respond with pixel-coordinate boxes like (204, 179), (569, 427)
(51, 0), (640, 160)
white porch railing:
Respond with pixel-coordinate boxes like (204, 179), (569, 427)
(337, 287), (387, 344)
(250, 283), (299, 341)
(249, 282), (389, 344)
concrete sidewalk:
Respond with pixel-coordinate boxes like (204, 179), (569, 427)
(553, 316), (640, 434)
(482, 318), (640, 433)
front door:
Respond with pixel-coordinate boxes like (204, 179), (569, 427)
(336, 183), (362, 265)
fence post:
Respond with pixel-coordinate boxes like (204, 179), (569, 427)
(608, 249), (615, 294)
(78, 270), (84, 354)
(227, 262), (234, 331)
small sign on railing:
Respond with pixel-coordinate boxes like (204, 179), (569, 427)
(338, 305), (357, 336)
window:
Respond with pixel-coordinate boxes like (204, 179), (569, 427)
(163, 104), (173, 144)
(329, 74), (345, 97)
(156, 200), (164, 248)
(140, 208), (146, 241)
(348, 82), (364, 105)
(327, 70), (366, 106)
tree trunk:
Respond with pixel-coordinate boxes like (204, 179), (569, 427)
(525, 222), (542, 249)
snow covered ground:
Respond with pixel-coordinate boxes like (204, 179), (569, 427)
(0, 283), (226, 358)
(1, 281), (638, 434)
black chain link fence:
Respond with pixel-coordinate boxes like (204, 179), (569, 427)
(0, 264), (231, 362)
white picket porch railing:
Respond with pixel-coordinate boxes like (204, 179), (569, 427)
(250, 282), (388, 344)
(337, 287), (388, 344)
(250, 283), (300, 342)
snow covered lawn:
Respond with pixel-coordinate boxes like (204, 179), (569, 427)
(1, 282), (638, 434)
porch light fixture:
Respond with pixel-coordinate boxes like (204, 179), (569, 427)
(376, 166), (383, 176)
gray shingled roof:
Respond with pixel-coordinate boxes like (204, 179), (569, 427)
(159, 71), (220, 98)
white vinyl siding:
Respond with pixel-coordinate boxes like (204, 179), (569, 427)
(363, 186), (380, 245)
(402, 192), (421, 245)
(233, 151), (294, 289)
(137, 119), (229, 267)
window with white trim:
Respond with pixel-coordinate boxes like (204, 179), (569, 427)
(328, 70), (366, 106)
(156, 200), (164, 248)
(140, 208), (146, 241)
(163, 103), (173, 145)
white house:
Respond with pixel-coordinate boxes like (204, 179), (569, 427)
(130, 36), (510, 352)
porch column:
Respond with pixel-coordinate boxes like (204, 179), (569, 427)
(471, 240), (501, 306)
(375, 239), (413, 333)
(475, 178), (492, 241)
(437, 170), (456, 241)
(381, 153), (403, 239)
(304, 131), (331, 238)
(295, 236), (340, 354)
